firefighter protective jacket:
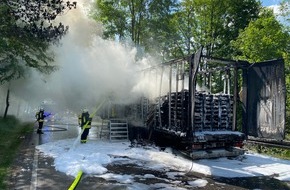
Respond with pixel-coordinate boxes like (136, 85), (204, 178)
(79, 112), (92, 128)
(35, 111), (45, 122)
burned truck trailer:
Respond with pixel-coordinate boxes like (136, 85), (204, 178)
(142, 49), (247, 159)
(104, 47), (286, 159)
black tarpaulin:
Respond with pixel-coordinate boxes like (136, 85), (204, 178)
(246, 59), (286, 140)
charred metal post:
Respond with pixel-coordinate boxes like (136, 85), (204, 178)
(3, 88), (10, 118)
(188, 55), (193, 137)
(168, 63), (172, 129)
(233, 63), (238, 131)
(223, 74), (227, 94)
(158, 67), (164, 128)
(208, 73), (212, 92)
(174, 62), (178, 128)
(189, 48), (202, 136)
(180, 61), (186, 129)
(238, 62), (249, 136)
(227, 69), (231, 94)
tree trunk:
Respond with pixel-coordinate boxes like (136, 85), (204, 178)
(3, 89), (10, 118)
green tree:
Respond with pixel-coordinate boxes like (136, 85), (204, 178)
(93, 0), (259, 59)
(92, 0), (178, 59)
(279, 0), (290, 25)
(231, 9), (289, 62)
(231, 8), (290, 132)
(93, 0), (149, 45)
(93, 0), (128, 41)
(279, 0), (290, 131)
(170, 0), (197, 57)
(0, 0), (76, 118)
(142, 0), (179, 59)
(169, 0), (259, 94)
(177, 0), (260, 58)
(0, 0), (77, 84)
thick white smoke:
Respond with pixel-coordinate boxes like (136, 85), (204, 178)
(4, 0), (167, 115)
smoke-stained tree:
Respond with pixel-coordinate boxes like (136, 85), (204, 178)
(0, 0), (77, 85)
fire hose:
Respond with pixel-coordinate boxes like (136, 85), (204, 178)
(71, 98), (106, 149)
(68, 98), (106, 190)
(68, 171), (83, 190)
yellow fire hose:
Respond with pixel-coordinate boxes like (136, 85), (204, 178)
(68, 99), (106, 190)
(68, 170), (83, 190)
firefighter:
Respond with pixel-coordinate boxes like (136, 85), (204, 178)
(35, 107), (46, 134)
(78, 108), (92, 143)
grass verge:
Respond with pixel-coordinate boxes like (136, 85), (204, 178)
(245, 144), (290, 160)
(245, 128), (290, 160)
(0, 115), (33, 190)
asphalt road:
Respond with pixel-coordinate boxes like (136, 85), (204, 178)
(6, 120), (290, 190)
(7, 121), (79, 190)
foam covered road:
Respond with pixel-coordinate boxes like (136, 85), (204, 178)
(7, 122), (290, 190)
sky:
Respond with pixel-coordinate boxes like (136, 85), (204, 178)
(36, 135), (290, 189)
(261, 0), (282, 6)
(261, 0), (286, 17)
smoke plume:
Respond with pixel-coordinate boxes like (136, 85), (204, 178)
(6, 0), (165, 115)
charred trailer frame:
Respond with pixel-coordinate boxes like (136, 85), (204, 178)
(146, 47), (286, 159)
(146, 48), (247, 159)
(101, 47), (286, 159)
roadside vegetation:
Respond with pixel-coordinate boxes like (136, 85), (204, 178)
(245, 132), (290, 160)
(246, 144), (290, 161)
(0, 116), (33, 189)
(245, 124), (290, 160)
